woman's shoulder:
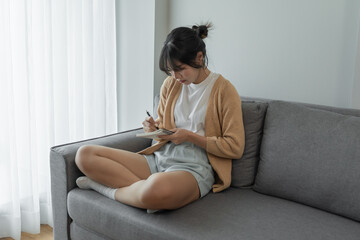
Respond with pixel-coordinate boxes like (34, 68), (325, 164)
(213, 74), (236, 91)
(210, 74), (241, 105)
(162, 76), (181, 89)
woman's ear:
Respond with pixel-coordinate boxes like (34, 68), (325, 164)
(196, 51), (204, 66)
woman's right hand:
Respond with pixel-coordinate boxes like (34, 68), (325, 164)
(142, 117), (159, 133)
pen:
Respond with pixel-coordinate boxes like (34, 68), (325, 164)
(146, 110), (159, 130)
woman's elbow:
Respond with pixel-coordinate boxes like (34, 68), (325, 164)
(230, 135), (245, 159)
(232, 143), (245, 159)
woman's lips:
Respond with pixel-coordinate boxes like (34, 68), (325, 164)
(175, 77), (187, 84)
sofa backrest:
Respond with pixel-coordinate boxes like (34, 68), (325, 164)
(253, 100), (360, 222)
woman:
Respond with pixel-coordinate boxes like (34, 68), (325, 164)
(75, 23), (245, 213)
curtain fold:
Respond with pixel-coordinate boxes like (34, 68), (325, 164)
(0, 0), (117, 239)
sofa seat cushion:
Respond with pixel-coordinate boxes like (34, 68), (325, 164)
(68, 188), (360, 240)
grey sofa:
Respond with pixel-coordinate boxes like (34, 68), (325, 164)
(50, 96), (360, 240)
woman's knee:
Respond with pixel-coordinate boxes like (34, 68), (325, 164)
(140, 173), (174, 206)
(75, 145), (97, 173)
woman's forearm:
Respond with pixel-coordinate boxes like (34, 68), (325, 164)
(187, 131), (207, 150)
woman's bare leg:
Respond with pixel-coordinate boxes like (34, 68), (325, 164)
(75, 145), (151, 188)
(115, 171), (200, 210)
(75, 145), (200, 210)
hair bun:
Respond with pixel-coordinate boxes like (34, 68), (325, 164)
(192, 23), (212, 39)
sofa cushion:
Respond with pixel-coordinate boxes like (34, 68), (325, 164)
(254, 101), (360, 222)
(68, 188), (360, 240)
(231, 101), (268, 187)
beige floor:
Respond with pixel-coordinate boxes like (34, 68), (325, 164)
(0, 225), (53, 240)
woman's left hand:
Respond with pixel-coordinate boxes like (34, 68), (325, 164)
(158, 128), (190, 145)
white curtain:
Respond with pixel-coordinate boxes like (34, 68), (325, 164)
(0, 0), (117, 239)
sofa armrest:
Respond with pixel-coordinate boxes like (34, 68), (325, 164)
(50, 128), (152, 240)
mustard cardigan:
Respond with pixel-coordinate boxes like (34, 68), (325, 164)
(138, 75), (245, 193)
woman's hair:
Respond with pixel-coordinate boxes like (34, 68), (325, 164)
(159, 23), (213, 75)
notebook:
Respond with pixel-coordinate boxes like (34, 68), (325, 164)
(136, 128), (174, 139)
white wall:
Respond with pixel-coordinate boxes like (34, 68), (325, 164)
(165, 0), (360, 108)
(352, 17), (360, 109)
(116, 0), (155, 131)
(116, 0), (360, 131)
(154, 0), (169, 98)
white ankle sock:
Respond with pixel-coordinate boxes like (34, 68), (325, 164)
(147, 209), (161, 214)
(76, 176), (117, 200)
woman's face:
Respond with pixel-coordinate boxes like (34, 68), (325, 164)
(170, 64), (202, 85)
(169, 52), (205, 85)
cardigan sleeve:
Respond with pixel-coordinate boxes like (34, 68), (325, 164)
(206, 81), (245, 159)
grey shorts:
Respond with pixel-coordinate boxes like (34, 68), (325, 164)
(143, 142), (215, 198)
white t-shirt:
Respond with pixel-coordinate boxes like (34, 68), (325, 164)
(174, 72), (220, 136)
